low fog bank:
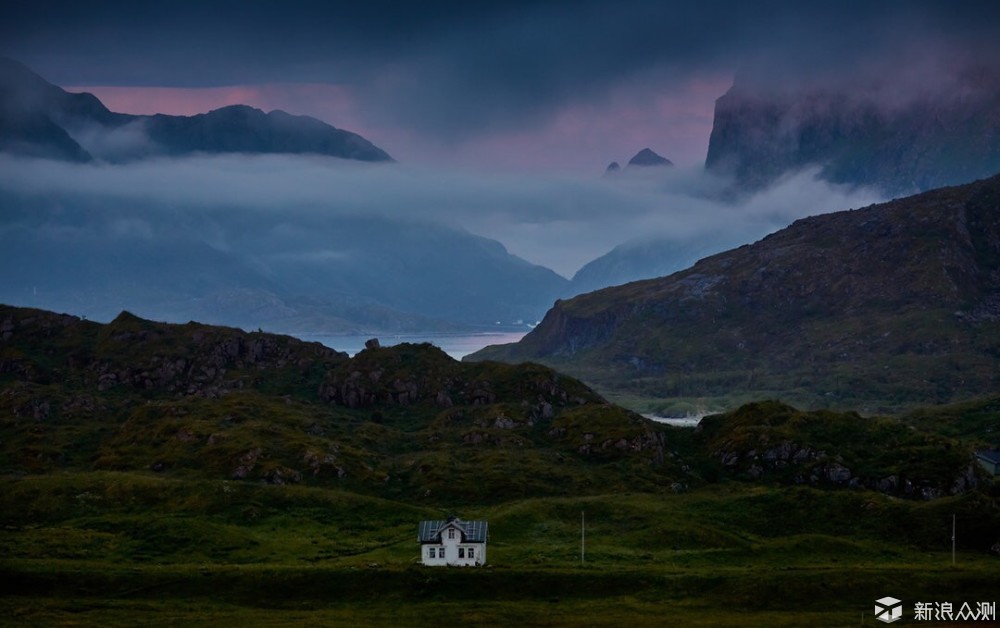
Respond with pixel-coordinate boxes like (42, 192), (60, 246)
(0, 154), (884, 279)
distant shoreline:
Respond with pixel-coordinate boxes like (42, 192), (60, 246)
(293, 330), (529, 359)
(643, 414), (704, 427)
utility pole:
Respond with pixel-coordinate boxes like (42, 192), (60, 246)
(581, 510), (585, 565)
(952, 514), (956, 566)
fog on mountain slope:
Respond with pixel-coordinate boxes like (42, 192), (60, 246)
(706, 62), (1000, 195)
(0, 57), (392, 163)
(0, 58), (913, 333)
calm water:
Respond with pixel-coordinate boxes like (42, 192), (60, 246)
(642, 414), (704, 427)
(293, 331), (529, 360)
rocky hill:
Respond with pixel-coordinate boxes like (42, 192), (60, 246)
(694, 401), (984, 500)
(705, 65), (1000, 195)
(0, 304), (678, 502)
(470, 174), (1000, 412)
(0, 57), (391, 163)
(3, 303), (987, 504)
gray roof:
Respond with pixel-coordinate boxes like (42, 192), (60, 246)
(976, 450), (1000, 464)
(418, 518), (488, 543)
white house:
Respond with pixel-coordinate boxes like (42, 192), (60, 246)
(976, 450), (1000, 476)
(418, 516), (488, 566)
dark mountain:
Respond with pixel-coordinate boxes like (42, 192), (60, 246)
(0, 57), (391, 163)
(469, 174), (1000, 412)
(601, 149), (672, 180)
(569, 236), (730, 296)
(140, 105), (391, 162)
(0, 56), (123, 161)
(626, 147), (673, 168)
(705, 66), (1000, 195)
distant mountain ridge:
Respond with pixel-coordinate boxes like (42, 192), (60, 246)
(0, 198), (569, 331)
(470, 174), (1000, 412)
(0, 57), (392, 162)
(569, 236), (725, 296)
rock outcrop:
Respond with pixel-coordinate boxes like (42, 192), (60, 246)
(696, 401), (985, 500)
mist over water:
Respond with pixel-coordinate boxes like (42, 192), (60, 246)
(0, 154), (884, 280)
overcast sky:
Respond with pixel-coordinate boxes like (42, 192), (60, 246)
(1, 1), (998, 279)
(4, 0), (999, 172)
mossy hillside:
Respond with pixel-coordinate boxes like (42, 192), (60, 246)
(693, 401), (984, 497)
(0, 304), (683, 503)
(1, 306), (349, 399)
(1, 304), (989, 505)
(900, 395), (1000, 448)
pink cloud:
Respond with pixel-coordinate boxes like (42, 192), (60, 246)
(424, 74), (732, 174)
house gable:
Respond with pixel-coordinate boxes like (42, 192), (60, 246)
(418, 517), (488, 566)
(976, 450), (1000, 475)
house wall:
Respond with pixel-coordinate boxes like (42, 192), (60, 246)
(422, 543), (448, 566)
(420, 524), (486, 566)
(976, 457), (999, 476)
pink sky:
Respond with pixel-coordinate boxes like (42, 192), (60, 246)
(66, 75), (731, 174)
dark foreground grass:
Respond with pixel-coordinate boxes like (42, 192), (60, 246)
(3, 560), (997, 626)
(0, 597), (911, 627)
(2, 472), (997, 626)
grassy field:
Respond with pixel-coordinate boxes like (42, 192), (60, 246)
(2, 472), (997, 626)
(1, 307), (996, 624)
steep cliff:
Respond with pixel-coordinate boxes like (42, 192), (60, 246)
(705, 67), (1000, 195)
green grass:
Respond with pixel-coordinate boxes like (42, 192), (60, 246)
(2, 304), (998, 624)
(900, 395), (1000, 448)
(2, 472), (998, 625)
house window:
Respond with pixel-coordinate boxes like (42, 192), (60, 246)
(458, 548), (465, 558)
(468, 548), (474, 559)
(448, 529), (455, 539)
(429, 547), (436, 558)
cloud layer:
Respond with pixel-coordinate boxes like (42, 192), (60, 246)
(0, 154), (884, 278)
(4, 1), (999, 172)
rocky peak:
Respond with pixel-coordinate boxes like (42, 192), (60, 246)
(627, 148), (673, 168)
